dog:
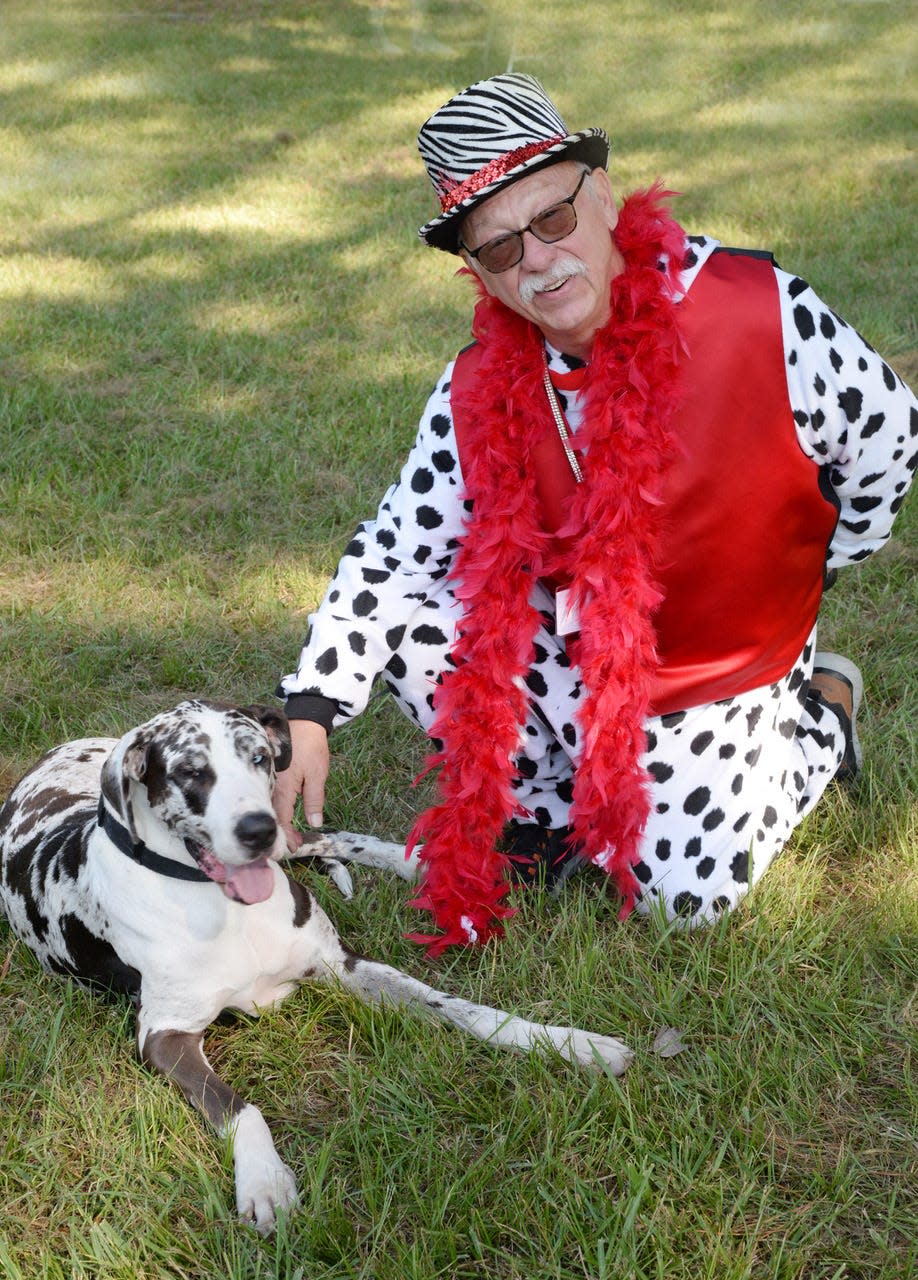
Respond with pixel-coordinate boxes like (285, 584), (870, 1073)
(0, 700), (631, 1233)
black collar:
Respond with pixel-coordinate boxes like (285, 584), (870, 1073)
(96, 797), (212, 884)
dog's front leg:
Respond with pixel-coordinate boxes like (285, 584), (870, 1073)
(141, 1027), (298, 1234)
(288, 829), (421, 883)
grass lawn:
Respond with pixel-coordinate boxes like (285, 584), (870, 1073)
(1, 1), (916, 1277)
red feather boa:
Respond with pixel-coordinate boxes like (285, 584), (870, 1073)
(407, 186), (688, 955)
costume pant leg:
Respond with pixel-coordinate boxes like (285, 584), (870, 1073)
(631, 631), (849, 924)
(381, 587), (848, 924)
(501, 621), (848, 922)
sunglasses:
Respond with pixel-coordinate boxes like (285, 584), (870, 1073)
(460, 169), (590, 275)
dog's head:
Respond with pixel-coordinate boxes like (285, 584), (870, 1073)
(100, 701), (292, 904)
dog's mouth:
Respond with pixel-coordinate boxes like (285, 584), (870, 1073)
(184, 839), (275, 905)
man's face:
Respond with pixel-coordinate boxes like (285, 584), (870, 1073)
(459, 160), (624, 359)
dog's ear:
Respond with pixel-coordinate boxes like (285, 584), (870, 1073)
(99, 728), (153, 839)
(122, 737), (152, 781)
(242, 705), (293, 774)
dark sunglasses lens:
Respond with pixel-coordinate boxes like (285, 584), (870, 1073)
(478, 234), (523, 273)
(531, 202), (578, 243)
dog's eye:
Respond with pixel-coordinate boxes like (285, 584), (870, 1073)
(175, 764), (206, 783)
(252, 753), (267, 768)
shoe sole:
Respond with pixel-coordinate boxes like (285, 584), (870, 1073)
(813, 650), (864, 772)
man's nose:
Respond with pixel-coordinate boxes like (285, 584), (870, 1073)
(518, 227), (560, 271)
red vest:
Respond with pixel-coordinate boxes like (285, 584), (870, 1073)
(450, 250), (839, 715)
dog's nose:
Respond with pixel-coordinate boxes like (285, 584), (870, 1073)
(235, 810), (278, 854)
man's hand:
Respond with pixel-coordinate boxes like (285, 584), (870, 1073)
(272, 719), (330, 853)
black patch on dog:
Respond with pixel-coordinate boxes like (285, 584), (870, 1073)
(288, 876), (312, 928)
(34, 817), (91, 889)
(2, 818), (92, 942)
(141, 740), (170, 805)
(144, 738), (216, 815)
(55, 913), (142, 1001)
(19, 786), (81, 825)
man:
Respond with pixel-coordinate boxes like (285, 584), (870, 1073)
(275, 74), (916, 953)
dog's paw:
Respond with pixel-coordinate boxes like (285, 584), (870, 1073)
(286, 844), (354, 897)
(541, 1025), (634, 1076)
(322, 857), (354, 898)
(232, 1104), (299, 1234)
(237, 1158), (298, 1235)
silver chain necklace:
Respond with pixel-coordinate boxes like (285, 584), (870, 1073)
(542, 352), (584, 484)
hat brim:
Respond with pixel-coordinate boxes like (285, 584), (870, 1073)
(418, 128), (610, 254)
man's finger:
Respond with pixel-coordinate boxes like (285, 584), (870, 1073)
(272, 772), (303, 852)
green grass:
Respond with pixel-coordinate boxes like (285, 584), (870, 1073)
(1, 1), (916, 1276)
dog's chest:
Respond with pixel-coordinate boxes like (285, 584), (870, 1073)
(208, 913), (310, 1009)
(133, 885), (325, 1025)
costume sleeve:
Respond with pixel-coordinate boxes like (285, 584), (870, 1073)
(278, 361), (466, 726)
(778, 268), (917, 569)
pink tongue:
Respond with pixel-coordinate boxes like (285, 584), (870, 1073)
(223, 860), (275, 904)
(198, 850), (275, 904)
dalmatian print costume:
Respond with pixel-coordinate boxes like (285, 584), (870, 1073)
(281, 236), (917, 925)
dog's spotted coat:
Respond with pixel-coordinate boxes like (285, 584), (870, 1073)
(0, 701), (630, 1233)
(281, 237), (917, 918)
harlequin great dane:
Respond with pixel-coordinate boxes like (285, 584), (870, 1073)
(0, 700), (631, 1234)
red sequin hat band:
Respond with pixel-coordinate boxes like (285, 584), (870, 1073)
(438, 136), (565, 213)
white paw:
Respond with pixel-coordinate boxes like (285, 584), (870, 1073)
(232, 1105), (299, 1234)
(322, 857), (354, 898)
(236, 1157), (298, 1235)
(542, 1025), (634, 1075)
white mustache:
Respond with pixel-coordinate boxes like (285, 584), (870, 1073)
(519, 255), (588, 305)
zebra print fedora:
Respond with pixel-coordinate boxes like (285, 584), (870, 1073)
(417, 73), (609, 253)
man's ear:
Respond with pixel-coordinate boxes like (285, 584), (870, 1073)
(587, 166), (619, 233)
(457, 245), (483, 280)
